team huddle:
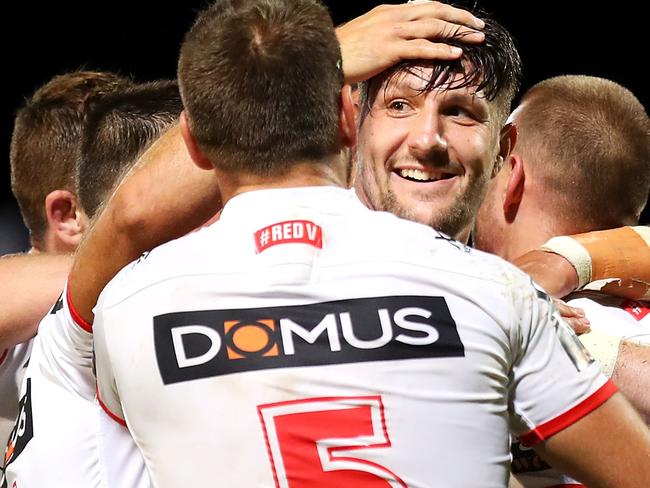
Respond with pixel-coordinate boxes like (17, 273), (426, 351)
(1, 1), (649, 487)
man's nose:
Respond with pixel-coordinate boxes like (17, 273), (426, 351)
(406, 114), (448, 160)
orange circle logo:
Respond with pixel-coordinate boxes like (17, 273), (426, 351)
(224, 319), (279, 359)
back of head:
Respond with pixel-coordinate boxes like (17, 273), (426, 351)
(10, 70), (133, 246)
(360, 9), (522, 126)
(77, 80), (183, 219)
(178, 0), (343, 176)
(515, 75), (650, 228)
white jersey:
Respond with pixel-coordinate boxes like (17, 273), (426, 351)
(568, 292), (650, 343)
(1, 287), (149, 488)
(0, 342), (31, 446)
(94, 187), (613, 488)
(512, 291), (649, 488)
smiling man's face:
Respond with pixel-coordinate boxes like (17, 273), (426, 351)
(353, 64), (503, 241)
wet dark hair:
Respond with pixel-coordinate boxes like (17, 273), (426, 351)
(360, 11), (521, 121)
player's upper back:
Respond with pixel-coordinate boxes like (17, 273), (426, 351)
(99, 186), (524, 314)
(94, 186), (606, 487)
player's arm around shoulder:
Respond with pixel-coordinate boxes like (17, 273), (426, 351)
(0, 252), (72, 351)
(510, 281), (650, 487)
(516, 225), (650, 300)
(68, 123), (221, 327)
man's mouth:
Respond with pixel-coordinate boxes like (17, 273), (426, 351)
(395, 168), (456, 183)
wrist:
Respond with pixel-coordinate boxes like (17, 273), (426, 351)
(540, 236), (589, 290)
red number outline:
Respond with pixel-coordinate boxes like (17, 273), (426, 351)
(258, 395), (407, 488)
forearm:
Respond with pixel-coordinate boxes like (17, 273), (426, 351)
(0, 252), (72, 350)
(541, 226), (650, 300)
(68, 124), (221, 325)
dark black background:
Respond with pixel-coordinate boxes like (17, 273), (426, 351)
(2, 0), (648, 250)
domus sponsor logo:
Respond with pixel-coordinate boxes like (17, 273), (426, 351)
(154, 296), (465, 384)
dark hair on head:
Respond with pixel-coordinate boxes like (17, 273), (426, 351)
(360, 11), (521, 123)
(178, 0), (343, 176)
(9, 70), (134, 246)
(77, 80), (183, 219)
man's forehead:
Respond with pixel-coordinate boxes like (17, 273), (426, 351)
(377, 63), (485, 99)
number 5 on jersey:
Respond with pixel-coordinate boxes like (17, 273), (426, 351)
(258, 395), (407, 487)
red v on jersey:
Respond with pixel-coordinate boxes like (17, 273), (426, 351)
(255, 220), (322, 254)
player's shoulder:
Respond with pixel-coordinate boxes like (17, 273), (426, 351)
(96, 226), (217, 310)
(369, 212), (529, 288)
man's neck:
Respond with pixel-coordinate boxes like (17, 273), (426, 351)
(216, 157), (349, 205)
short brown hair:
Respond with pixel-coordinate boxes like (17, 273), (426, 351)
(77, 80), (183, 219)
(10, 70), (133, 245)
(178, 0), (343, 176)
(515, 75), (650, 227)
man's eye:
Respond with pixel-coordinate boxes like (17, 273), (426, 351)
(446, 106), (471, 117)
(387, 100), (411, 112)
(445, 106), (486, 123)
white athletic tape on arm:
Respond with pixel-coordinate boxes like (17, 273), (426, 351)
(540, 236), (592, 289)
(579, 329), (623, 378)
(632, 226), (650, 246)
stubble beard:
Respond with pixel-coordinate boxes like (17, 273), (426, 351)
(379, 173), (489, 242)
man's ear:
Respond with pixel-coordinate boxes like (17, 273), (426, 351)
(351, 85), (361, 124)
(503, 153), (525, 223)
(338, 85), (357, 148)
(44, 190), (88, 251)
(492, 122), (517, 177)
(180, 111), (213, 171)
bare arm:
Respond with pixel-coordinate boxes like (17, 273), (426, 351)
(516, 226), (650, 301)
(68, 124), (221, 325)
(513, 249), (579, 299)
(336, 1), (485, 84)
(612, 341), (650, 424)
(533, 392), (650, 488)
(0, 252), (72, 351)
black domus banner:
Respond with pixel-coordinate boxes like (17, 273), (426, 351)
(154, 295), (465, 385)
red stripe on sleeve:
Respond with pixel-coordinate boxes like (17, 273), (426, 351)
(96, 384), (126, 426)
(0, 349), (8, 366)
(66, 282), (93, 333)
(520, 380), (618, 447)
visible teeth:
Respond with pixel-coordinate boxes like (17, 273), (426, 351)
(399, 168), (436, 181)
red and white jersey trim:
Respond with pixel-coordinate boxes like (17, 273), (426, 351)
(520, 380), (617, 446)
(66, 281), (93, 332)
(96, 384), (126, 426)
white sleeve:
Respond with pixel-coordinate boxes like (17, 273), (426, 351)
(508, 278), (616, 446)
(93, 298), (126, 426)
(31, 282), (96, 401)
